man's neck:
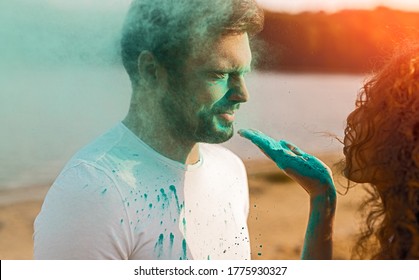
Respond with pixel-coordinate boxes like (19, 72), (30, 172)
(122, 113), (200, 165)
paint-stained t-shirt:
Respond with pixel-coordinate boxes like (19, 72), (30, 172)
(34, 122), (250, 260)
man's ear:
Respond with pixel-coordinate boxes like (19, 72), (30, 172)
(137, 51), (162, 85)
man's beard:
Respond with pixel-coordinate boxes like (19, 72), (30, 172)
(160, 88), (238, 144)
(193, 107), (235, 143)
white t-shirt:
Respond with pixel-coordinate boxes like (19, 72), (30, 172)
(34, 122), (250, 260)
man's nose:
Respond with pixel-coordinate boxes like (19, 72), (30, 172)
(228, 76), (250, 103)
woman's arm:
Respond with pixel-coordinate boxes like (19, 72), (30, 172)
(239, 129), (337, 259)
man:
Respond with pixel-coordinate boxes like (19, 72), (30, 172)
(34, 0), (264, 260)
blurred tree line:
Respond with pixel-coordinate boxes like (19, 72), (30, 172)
(257, 7), (419, 73)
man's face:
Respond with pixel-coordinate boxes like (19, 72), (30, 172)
(161, 32), (252, 144)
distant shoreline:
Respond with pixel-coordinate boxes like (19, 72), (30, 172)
(0, 152), (343, 206)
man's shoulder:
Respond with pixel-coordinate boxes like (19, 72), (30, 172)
(63, 123), (126, 170)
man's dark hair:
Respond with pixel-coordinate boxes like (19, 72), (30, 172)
(120, 0), (264, 88)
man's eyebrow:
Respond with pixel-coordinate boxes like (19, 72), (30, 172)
(231, 67), (252, 75)
(215, 65), (252, 74)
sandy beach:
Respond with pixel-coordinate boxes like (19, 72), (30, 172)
(0, 154), (367, 260)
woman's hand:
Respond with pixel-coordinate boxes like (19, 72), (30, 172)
(238, 128), (335, 197)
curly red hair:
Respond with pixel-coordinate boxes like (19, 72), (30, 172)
(344, 43), (419, 259)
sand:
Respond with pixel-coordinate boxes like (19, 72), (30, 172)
(0, 155), (367, 260)
(245, 157), (366, 260)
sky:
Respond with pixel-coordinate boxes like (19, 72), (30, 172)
(22, 0), (419, 13)
(256, 0), (419, 13)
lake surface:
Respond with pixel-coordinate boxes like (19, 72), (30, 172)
(0, 67), (365, 189)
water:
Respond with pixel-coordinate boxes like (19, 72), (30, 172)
(0, 67), (364, 190)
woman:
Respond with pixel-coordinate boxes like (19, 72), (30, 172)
(239, 43), (419, 259)
(343, 43), (419, 259)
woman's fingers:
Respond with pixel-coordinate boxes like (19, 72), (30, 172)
(239, 128), (334, 188)
(238, 129), (278, 159)
(239, 129), (302, 170)
(239, 129), (306, 161)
